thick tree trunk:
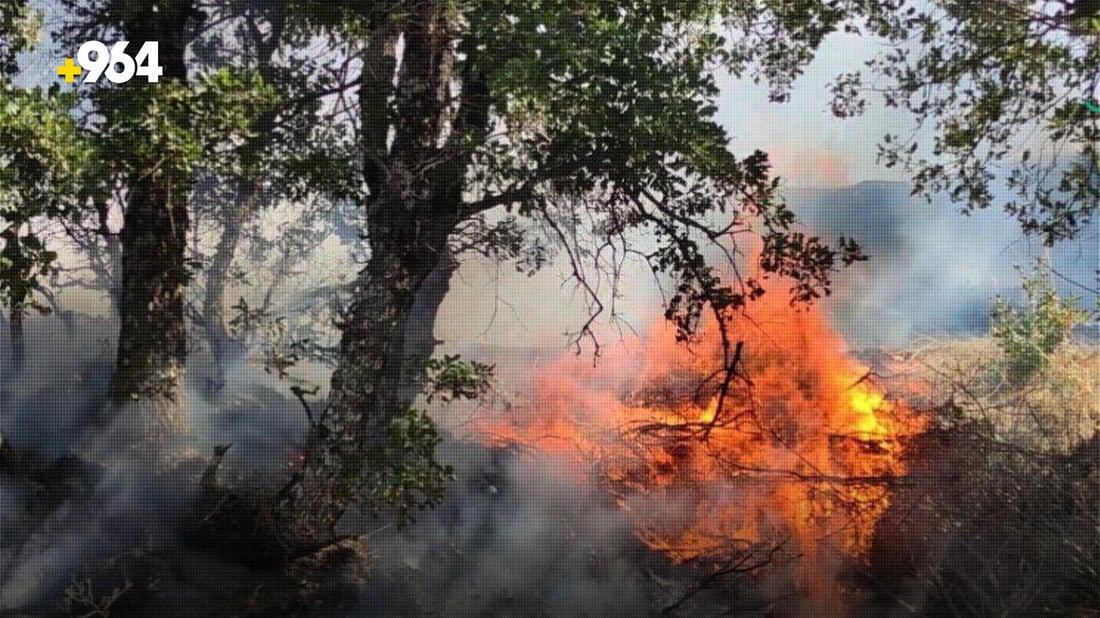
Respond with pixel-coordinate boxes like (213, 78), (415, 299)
(278, 1), (485, 542)
(279, 215), (452, 540)
(108, 3), (197, 439)
(111, 176), (190, 417)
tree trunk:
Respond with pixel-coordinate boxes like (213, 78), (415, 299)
(200, 3), (284, 376)
(91, 195), (123, 315)
(8, 302), (22, 373)
(111, 175), (190, 417)
(279, 213), (452, 540)
(397, 246), (458, 406)
(2, 228), (24, 373)
(202, 181), (256, 372)
(278, 1), (485, 542)
(108, 3), (197, 439)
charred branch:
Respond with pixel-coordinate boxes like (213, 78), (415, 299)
(661, 539), (792, 615)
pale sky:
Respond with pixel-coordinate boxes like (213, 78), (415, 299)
(439, 30), (929, 349)
(716, 30), (913, 188)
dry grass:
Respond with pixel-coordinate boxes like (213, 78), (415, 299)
(866, 337), (1100, 616)
(892, 336), (1099, 453)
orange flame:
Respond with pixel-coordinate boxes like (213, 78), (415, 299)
(477, 274), (926, 587)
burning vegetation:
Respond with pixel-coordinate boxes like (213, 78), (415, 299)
(1, 0), (1098, 615)
(478, 277), (929, 603)
(458, 263), (1100, 615)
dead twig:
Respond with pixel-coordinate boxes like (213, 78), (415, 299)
(661, 539), (792, 615)
(290, 385), (320, 426)
(63, 577), (133, 618)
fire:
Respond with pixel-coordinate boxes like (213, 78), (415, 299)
(477, 274), (926, 581)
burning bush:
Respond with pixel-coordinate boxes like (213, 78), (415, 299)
(473, 266), (1100, 614)
(477, 280), (928, 607)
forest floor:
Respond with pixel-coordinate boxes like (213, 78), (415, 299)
(1, 318), (1098, 617)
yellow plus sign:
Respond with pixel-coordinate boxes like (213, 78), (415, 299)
(56, 58), (82, 83)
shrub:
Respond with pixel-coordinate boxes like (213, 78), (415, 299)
(990, 260), (1086, 382)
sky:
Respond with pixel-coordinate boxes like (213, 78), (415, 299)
(717, 29), (909, 188)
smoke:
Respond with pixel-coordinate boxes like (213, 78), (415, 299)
(1, 178), (1095, 614)
(0, 458), (200, 610)
(357, 445), (659, 617)
(0, 317), (113, 457)
(0, 315), (676, 616)
(0, 314), (316, 612)
(433, 181), (1098, 353)
(790, 181), (1099, 346)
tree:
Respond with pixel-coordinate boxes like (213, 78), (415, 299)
(56, 0), (204, 434)
(0, 0), (36, 77)
(831, 0), (1100, 244)
(58, 0), (276, 440)
(272, 0), (872, 543)
(30, 0), (1093, 545)
(193, 0), (299, 374)
(0, 9), (89, 373)
(991, 259), (1087, 382)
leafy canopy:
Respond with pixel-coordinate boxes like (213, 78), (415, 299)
(832, 0), (1100, 244)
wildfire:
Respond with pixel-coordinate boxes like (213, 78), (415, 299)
(477, 275), (927, 580)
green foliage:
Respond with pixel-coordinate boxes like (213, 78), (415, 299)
(0, 6), (80, 314)
(0, 0), (38, 76)
(96, 69), (277, 188)
(450, 1), (886, 344)
(95, 81), (198, 192)
(0, 85), (90, 212)
(352, 406), (455, 528)
(833, 0), (1100, 244)
(340, 355), (493, 526)
(0, 84), (88, 310)
(191, 69), (280, 175)
(227, 296), (335, 378)
(991, 261), (1087, 381)
(425, 354), (495, 403)
(0, 233), (56, 310)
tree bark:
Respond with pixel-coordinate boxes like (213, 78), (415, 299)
(91, 195), (123, 316)
(8, 304), (22, 373)
(2, 227), (24, 373)
(397, 246), (458, 406)
(107, 1), (199, 438)
(278, 1), (487, 541)
(111, 172), (190, 411)
(280, 191), (456, 539)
